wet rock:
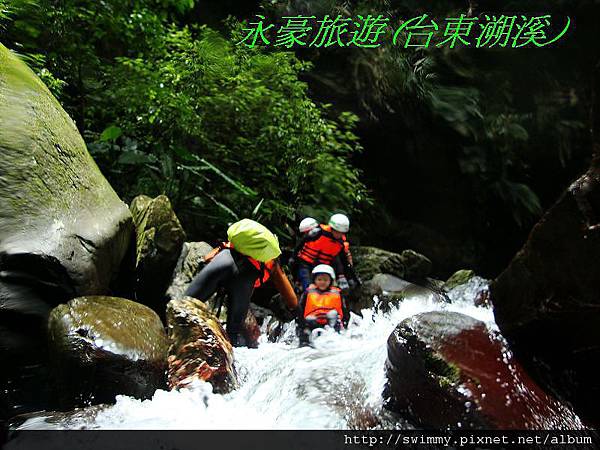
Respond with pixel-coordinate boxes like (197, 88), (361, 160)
(378, 254), (405, 279)
(444, 269), (475, 291)
(491, 183), (600, 425)
(48, 296), (168, 406)
(399, 249), (432, 281)
(130, 195), (186, 311)
(384, 311), (583, 429)
(445, 276), (490, 309)
(0, 44), (133, 421)
(9, 404), (109, 430)
(265, 317), (285, 342)
(166, 297), (238, 393)
(353, 247), (432, 283)
(350, 273), (445, 312)
(241, 310), (261, 349)
(352, 247), (400, 281)
(165, 241), (215, 301)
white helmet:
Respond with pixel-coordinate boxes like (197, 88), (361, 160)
(299, 217), (318, 233)
(328, 213), (350, 233)
(311, 264), (335, 280)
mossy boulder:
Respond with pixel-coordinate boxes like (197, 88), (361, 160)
(384, 311), (583, 429)
(352, 247), (400, 280)
(398, 249), (432, 280)
(444, 269), (475, 291)
(0, 44), (133, 420)
(165, 241), (214, 301)
(48, 296), (168, 406)
(130, 195), (186, 312)
(166, 297), (238, 393)
(353, 247), (432, 282)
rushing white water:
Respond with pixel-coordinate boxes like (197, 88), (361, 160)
(20, 278), (494, 430)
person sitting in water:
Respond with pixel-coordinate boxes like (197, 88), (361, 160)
(297, 264), (349, 346)
(289, 213), (357, 293)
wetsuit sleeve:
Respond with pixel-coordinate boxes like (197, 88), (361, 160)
(296, 291), (308, 328)
(341, 294), (350, 327)
(184, 250), (236, 301)
(332, 254), (345, 277)
(297, 291), (307, 318)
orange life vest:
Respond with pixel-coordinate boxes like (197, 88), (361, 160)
(248, 257), (274, 288)
(205, 242), (273, 288)
(297, 224), (345, 266)
(303, 285), (343, 323)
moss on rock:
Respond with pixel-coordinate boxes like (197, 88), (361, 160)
(48, 296), (168, 405)
(130, 194), (186, 311)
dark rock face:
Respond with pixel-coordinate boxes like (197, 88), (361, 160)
(0, 44), (133, 423)
(130, 195), (186, 312)
(166, 297), (238, 393)
(491, 186), (600, 425)
(384, 311), (583, 430)
(48, 296), (168, 406)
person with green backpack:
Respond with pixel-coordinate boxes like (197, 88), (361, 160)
(184, 219), (298, 347)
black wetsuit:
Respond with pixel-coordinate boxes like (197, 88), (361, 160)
(184, 249), (260, 342)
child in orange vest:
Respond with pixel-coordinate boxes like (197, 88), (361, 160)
(296, 264), (349, 346)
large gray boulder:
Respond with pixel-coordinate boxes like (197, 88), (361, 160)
(384, 311), (583, 429)
(0, 44), (133, 421)
(48, 296), (168, 406)
(130, 194), (186, 312)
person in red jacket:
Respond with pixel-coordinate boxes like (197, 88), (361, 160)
(290, 213), (356, 292)
(297, 264), (349, 346)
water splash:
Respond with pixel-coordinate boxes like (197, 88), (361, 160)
(20, 279), (494, 430)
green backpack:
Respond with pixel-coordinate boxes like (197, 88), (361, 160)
(227, 219), (281, 262)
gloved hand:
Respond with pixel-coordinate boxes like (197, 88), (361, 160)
(337, 275), (349, 291)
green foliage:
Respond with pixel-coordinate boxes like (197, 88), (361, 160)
(2, 0), (368, 240)
(87, 24), (367, 237)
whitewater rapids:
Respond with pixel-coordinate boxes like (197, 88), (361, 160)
(19, 278), (493, 430)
